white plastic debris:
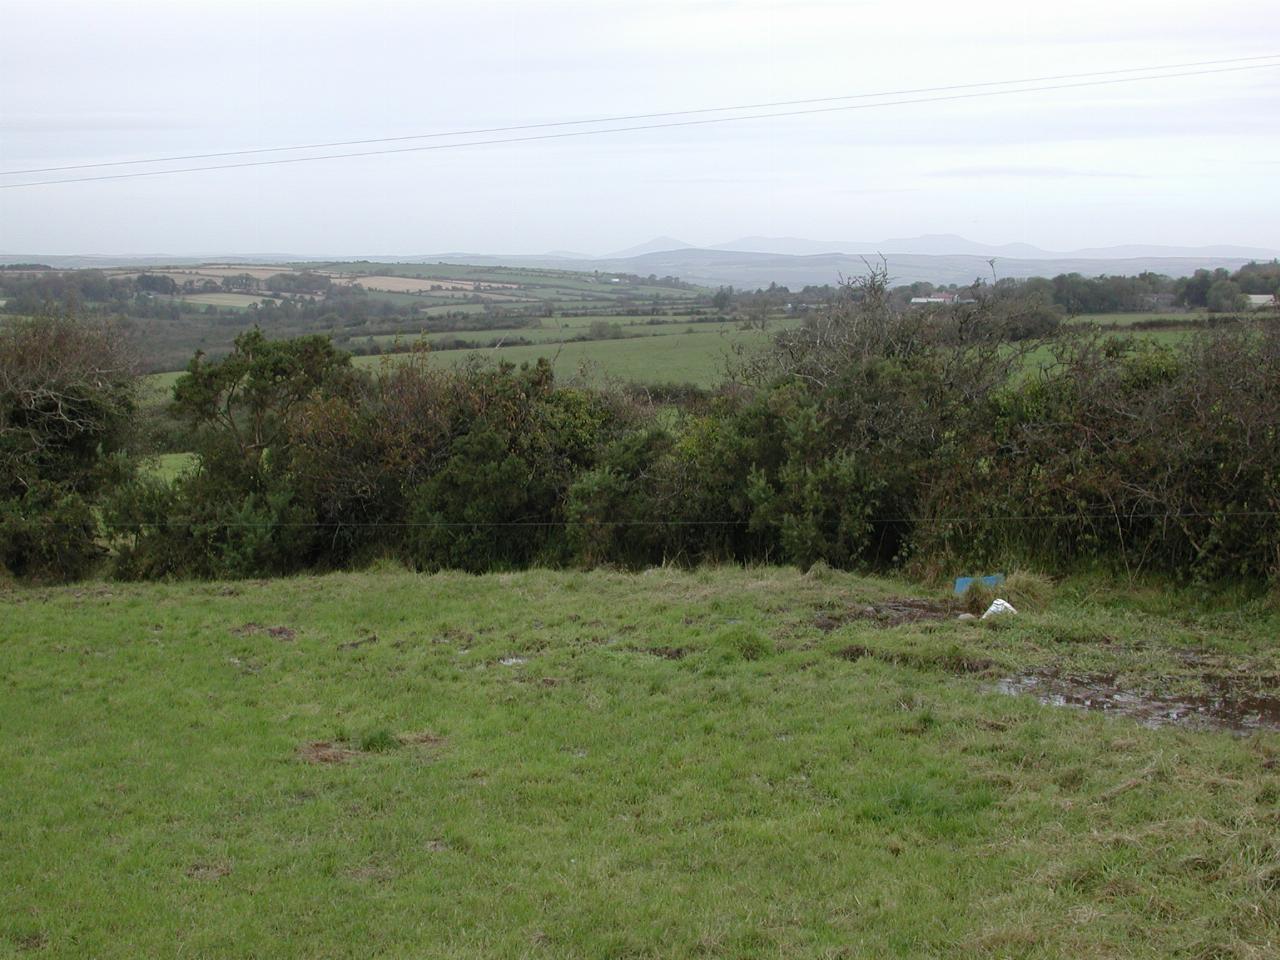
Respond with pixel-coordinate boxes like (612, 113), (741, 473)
(981, 598), (1018, 619)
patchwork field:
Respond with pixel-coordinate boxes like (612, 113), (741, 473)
(3, 567), (1277, 958)
(334, 275), (497, 294)
(109, 266), (289, 282)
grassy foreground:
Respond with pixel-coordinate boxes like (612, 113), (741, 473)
(2, 567), (1277, 958)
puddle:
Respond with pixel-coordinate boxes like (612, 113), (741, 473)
(992, 671), (1280, 733)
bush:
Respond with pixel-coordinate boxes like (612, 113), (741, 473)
(0, 314), (136, 580)
(0, 485), (102, 580)
(35, 306), (1278, 587)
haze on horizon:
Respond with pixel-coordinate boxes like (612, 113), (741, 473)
(2, 0), (1278, 258)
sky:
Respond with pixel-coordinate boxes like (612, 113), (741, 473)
(1, 0), (1278, 256)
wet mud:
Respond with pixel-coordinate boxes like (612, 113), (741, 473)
(815, 599), (954, 631)
(992, 670), (1280, 733)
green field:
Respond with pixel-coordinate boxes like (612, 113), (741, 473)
(1066, 312), (1197, 327)
(142, 451), (197, 480)
(3, 566), (1277, 958)
(165, 293), (281, 310)
(356, 325), (772, 385)
(140, 322), (1191, 402)
(317, 261), (707, 301)
(1021, 327), (1196, 373)
(141, 325), (756, 401)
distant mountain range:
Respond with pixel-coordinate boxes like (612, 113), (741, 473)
(4, 234), (1276, 288)
(694, 234), (1279, 261)
(433, 248), (1273, 289)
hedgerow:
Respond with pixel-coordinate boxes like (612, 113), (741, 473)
(7, 285), (1278, 585)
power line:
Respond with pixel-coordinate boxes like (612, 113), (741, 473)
(4, 61), (1277, 190)
(4, 53), (1276, 178)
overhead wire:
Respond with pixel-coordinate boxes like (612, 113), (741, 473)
(3, 60), (1277, 189)
(3, 53), (1277, 177)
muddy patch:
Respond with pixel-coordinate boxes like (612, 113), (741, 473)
(298, 741), (357, 764)
(346, 862), (394, 882)
(521, 676), (564, 687)
(638, 645), (688, 660)
(815, 598), (954, 631)
(185, 861), (232, 881)
(232, 622), (295, 640)
(992, 671), (1280, 733)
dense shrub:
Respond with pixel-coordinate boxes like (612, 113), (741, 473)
(20, 290), (1280, 585)
(914, 327), (1280, 580)
(0, 314), (136, 580)
(107, 330), (352, 578)
(0, 483), (103, 580)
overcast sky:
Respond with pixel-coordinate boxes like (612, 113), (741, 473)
(2, 0), (1277, 256)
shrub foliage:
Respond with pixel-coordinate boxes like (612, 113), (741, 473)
(9, 279), (1280, 584)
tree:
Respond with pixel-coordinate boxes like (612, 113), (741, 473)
(171, 329), (356, 469)
(1206, 279), (1246, 313)
(1177, 268), (1229, 308)
(134, 273), (177, 295)
(0, 314), (137, 578)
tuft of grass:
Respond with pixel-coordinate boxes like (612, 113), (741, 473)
(962, 580), (997, 615)
(715, 624), (771, 661)
(358, 727), (400, 753)
(1001, 570), (1055, 611)
(803, 559), (837, 581)
(961, 570), (1053, 615)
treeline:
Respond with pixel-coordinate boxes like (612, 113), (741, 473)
(4, 276), (1277, 585)
(723, 260), (1280, 316)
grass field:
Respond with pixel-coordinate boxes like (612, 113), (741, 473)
(371, 318), (760, 348)
(143, 451), (197, 480)
(1066, 312), (1197, 327)
(174, 293), (281, 309)
(139, 322), (1192, 402)
(2, 566), (1277, 958)
(1021, 327), (1196, 373)
(355, 325), (770, 385)
(141, 371), (182, 405)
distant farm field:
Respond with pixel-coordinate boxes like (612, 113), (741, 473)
(1066, 312), (1196, 327)
(141, 320), (1187, 399)
(355, 325), (774, 385)
(171, 293), (280, 309)
(336, 275), (479, 293)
